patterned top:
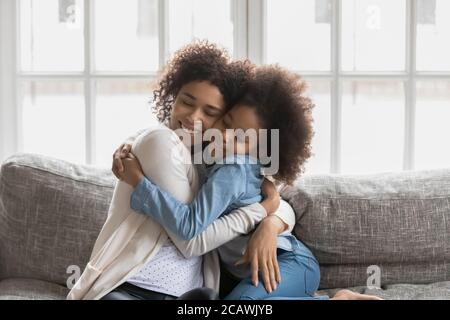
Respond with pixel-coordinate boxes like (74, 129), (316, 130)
(126, 238), (203, 297)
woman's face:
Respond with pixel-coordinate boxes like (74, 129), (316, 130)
(169, 81), (226, 139)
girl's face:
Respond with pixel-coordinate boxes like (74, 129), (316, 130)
(213, 104), (262, 156)
(169, 81), (226, 141)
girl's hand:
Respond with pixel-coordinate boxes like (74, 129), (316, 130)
(260, 178), (280, 215)
(118, 153), (144, 188)
(235, 215), (286, 294)
(112, 142), (133, 180)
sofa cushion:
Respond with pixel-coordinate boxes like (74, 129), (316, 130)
(281, 169), (450, 289)
(317, 281), (450, 300)
(0, 278), (69, 300)
(0, 153), (115, 287)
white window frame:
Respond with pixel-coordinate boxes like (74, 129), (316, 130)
(2, 0), (450, 171)
(0, 0), (18, 163)
(248, 0), (450, 173)
(0, 0), (248, 164)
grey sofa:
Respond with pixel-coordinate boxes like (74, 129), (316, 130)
(0, 153), (449, 300)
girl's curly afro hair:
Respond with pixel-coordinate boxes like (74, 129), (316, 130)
(239, 65), (315, 185)
(152, 40), (253, 123)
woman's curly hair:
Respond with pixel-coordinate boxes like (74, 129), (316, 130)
(239, 65), (315, 185)
(152, 40), (253, 123)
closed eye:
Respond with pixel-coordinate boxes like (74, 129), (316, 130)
(205, 111), (217, 117)
(182, 99), (194, 107)
(205, 109), (221, 117)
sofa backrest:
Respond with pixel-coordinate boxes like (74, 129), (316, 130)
(0, 153), (114, 287)
(1, 153), (449, 290)
(281, 170), (450, 289)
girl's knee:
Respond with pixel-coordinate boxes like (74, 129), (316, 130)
(224, 292), (257, 300)
(224, 280), (267, 300)
(304, 258), (321, 296)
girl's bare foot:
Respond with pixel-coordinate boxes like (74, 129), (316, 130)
(330, 289), (383, 300)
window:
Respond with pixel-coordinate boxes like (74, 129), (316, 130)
(266, 0), (331, 71)
(415, 81), (450, 170)
(4, 0), (239, 166)
(1, 0), (449, 174)
(168, 0), (234, 56)
(262, 0), (450, 174)
(416, 0), (450, 71)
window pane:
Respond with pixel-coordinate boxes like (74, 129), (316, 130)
(415, 81), (450, 170)
(341, 81), (405, 174)
(341, 0), (406, 71)
(303, 80), (331, 174)
(266, 0), (331, 71)
(168, 0), (234, 56)
(94, 80), (158, 166)
(20, 0), (84, 72)
(416, 0), (450, 71)
(94, 0), (159, 72)
(21, 81), (85, 163)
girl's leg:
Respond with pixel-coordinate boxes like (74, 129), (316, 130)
(224, 245), (328, 300)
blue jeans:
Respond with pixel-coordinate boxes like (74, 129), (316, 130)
(224, 237), (329, 300)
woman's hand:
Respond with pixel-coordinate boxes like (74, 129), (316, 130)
(260, 178), (280, 215)
(112, 142), (133, 180)
(118, 153), (144, 188)
(235, 215), (287, 293)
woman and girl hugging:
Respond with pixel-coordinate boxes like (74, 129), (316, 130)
(67, 41), (381, 301)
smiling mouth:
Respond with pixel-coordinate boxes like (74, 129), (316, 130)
(180, 122), (201, 134)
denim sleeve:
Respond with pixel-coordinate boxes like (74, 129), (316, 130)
(130, 164), (247, 240)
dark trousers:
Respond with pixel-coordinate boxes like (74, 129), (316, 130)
(100, 282), (219, 300)
(219, 262), (240, 299)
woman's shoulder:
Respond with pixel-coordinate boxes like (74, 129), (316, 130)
(132, 124), (194, 170)
(136, 123), (183, 148)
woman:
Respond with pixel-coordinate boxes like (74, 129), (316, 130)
(67, 41), (293, 300)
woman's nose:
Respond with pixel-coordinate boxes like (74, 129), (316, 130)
(188, 108), (204, 125)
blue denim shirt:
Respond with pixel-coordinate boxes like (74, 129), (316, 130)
(130, 154), (263, 241)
